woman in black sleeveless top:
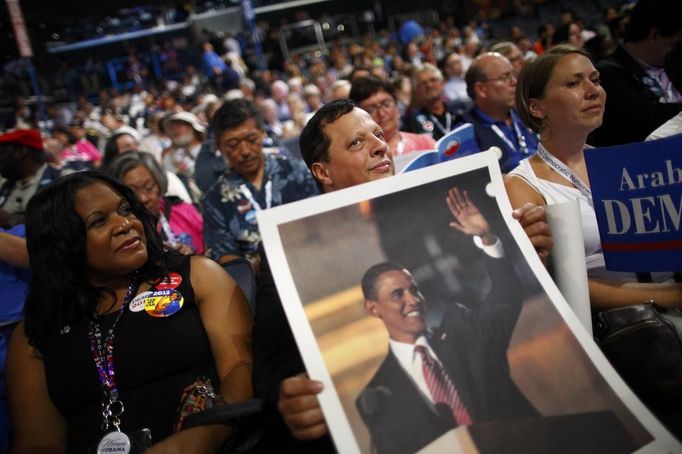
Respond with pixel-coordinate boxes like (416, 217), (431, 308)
(7, 172), (252, 453)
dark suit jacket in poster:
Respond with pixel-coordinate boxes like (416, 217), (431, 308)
(356, 255), (538, 454)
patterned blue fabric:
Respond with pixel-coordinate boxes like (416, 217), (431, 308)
(202, 50), (227, 78)
(202, 153), (318, 262)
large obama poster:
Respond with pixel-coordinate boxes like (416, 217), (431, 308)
(257, 150), (677, 454)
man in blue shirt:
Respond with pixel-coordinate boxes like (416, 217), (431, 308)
(202, 99), (318, 267)
(463, 52), (538, 172)
(202, 41), (239, 93)
(0, 224), (30, 452)
(0, 225), (28, 327)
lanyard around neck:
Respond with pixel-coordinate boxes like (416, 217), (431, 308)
(240, 180), (272, 211)
(536, 143), (592, 199)
(158, 212), (177, 244)
(429, 112), (452, 135)
(88, 274), (141, 432)
(491, 118), (529, 155)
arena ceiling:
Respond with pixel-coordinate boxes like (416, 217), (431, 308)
(5, 0), (174, 23)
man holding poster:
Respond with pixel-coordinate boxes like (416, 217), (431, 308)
(256, 98), (677, 454)
(356, 187), (538, 454)
(268, 100), (552, 448)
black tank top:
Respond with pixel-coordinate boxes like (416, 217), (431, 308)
(42, 254), (218, 452)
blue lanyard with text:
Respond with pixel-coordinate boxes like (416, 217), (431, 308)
(491, 118), (529, 156)
(158, 213), (178, 245)
(536, 143), (592, 199)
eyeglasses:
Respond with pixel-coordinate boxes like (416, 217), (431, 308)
(221, 131), (263, 152)
(362, 98), (396, 116)
(480, 72), (517, 84)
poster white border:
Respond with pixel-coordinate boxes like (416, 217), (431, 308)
(257, 150), (679, 453)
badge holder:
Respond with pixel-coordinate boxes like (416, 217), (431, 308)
(89, 429), (151, 454)
(88, 275), (152, 454)
(90, 397), (152, 454)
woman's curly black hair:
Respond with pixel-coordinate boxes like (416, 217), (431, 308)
(23, 171), (168, 349)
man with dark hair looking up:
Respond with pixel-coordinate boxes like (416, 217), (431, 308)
(301, 98), (394, 192)
(256, 100), (552, 450)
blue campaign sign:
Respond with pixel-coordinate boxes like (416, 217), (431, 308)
(436, 122), (478, 159)
(585, 133), (682, 272)
(401, 123), (479, 173)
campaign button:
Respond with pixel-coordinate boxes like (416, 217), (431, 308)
(155, 272), (182, 290)
(144, 289), (184, 318)
(443, 138), (461, 157)
(129, 291), (153, 312)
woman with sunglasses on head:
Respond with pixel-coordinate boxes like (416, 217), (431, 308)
(7, 172), (252, 453)
(106, 151), (204, 255)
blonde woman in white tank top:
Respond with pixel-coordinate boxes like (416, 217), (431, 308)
(504, 45), (682, 310)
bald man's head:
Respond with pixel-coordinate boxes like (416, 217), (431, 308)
(465, 53), (518, 116)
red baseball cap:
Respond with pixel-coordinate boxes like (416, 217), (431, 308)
(0, 129), (44, 151)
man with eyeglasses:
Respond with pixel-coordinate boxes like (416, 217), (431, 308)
(404, 63), (467, 141)
(201, 98), (318, 266)
(463, 52), (538, 173)
(350, 77), (436, 158)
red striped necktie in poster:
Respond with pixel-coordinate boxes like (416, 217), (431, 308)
(415, 345), (473, 426)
